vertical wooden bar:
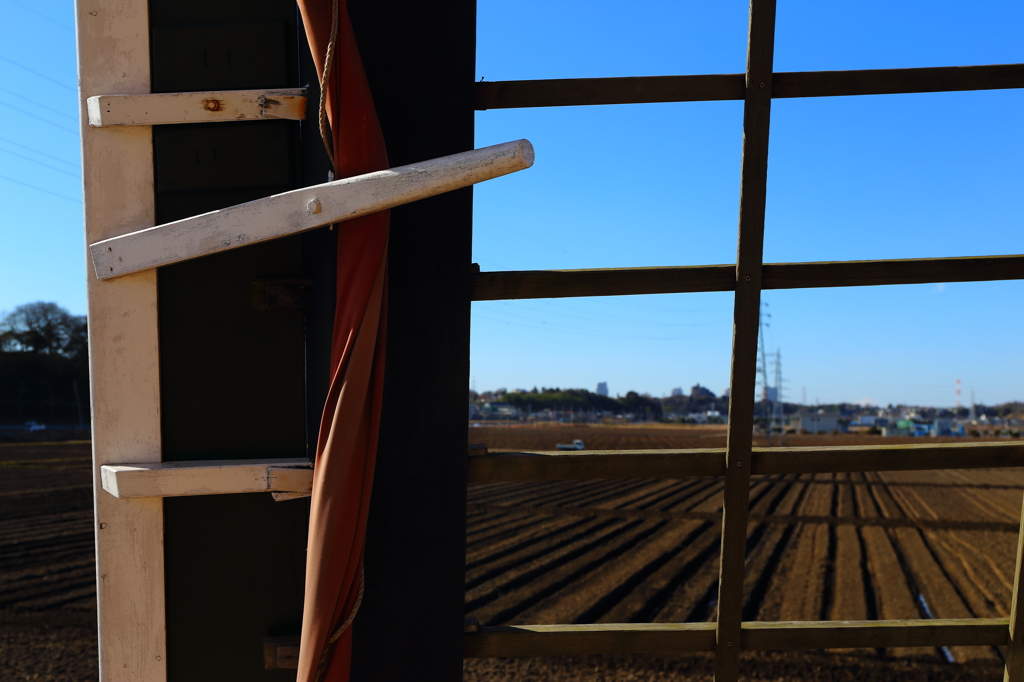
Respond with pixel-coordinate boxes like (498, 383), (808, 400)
(348, 1), (475, 680)
(75, 0), (167, 679)
(1004, 496), (1024, 680)
(714, 1), (777, 680)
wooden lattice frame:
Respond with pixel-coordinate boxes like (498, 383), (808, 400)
(462, 2), (1024, 680)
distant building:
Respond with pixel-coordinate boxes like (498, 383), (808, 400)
(596, 382), (609, 397)
(671, 387), (683, 397)
(796, 411), (840, 434)
(691, 384), (715, 399)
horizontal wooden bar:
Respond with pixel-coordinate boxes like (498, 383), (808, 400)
(742, 618), (1009, 651)
(100, 458), (312, 498)
(91, 140), (533, 279)
(262, 636), (300, 670)
(474, 64), (1023, 109)
(773, 64), (1024, 99)
(467, 449), (726, 483)
(471, 255), (1024, 301)
(468, 442), (1024, 482)
(475, 74), (744, 109)
(87, 88), (307, 127)
(752, 441), (1024, 475)
(463, 619), (1007, 657)
(763, 255), (1024, 290)
(464, 622), (717, 657)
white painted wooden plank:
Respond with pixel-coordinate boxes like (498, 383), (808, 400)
(100, 459), (313, 498)
(76, 0), (167, 678)
(87, 88), (307, 127)
(90, 139), (535, 279)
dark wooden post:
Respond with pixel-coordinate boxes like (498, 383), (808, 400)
(347, 2), (476, 681)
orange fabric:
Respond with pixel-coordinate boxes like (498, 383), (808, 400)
(295, 2), (389, 681)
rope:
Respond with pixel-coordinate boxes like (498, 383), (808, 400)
(317, 0), (340, 171)
(313, 564), (365, 682)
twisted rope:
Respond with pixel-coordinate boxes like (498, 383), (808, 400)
(313, 564), (365, 682)
(317, 0), (340, 170)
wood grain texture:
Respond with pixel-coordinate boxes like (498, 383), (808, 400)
(473, 64), (1023, 110)
(87, 89), (307, 127)
(76, 0), (167, 678)
(464, 623), (718, 657)
(470, 254), (1024, 301)
(91, 139), (533, 279)
(742, 618), (1009, 650)
(100, 458), (312, 498)
(752, 441), (1024, 475)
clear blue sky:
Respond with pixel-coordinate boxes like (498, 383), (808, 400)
(0, 0), (1021, 407)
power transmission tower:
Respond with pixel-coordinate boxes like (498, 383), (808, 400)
(771, 350), (786, 445)
(758, 304), (773, 445)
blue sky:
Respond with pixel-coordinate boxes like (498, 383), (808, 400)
(0, 0), (1020, 406)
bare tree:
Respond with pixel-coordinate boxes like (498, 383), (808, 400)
(0, 302), (87, 357)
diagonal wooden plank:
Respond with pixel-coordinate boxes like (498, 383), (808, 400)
(1005, 493), (1024, 680)
(715, 0), (778, 679)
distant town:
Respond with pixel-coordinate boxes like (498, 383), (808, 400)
(470, 384), (1024, 438)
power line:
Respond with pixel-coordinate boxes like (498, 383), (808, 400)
(0, 54), (77, 92)
(0, 135), (78, 168)
(0, 173), (80, 203)
(3, 0), (73, 29)
(0, 147), (80, 178)
(0, 86), (77, 121)
(0, 101), (78, 134)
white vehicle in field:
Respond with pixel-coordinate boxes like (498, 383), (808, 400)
(556, 439), (585, 451)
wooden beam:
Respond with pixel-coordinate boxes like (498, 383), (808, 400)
(465, 442), (1024, 483)
(262, 636), (300, 670)
(1005, 485), (1024, 680)
(715, 1), (778, 679)
(77, 0), (167, 678)
(473, 64), (1023, 110)
(470, 254), (1024, 301)
(99, 458), (312, 498)
(752, 441), (1024, 475)
(773, 63), (1024, 99)
(86, 89), (307, 127)
(459, 619), (1007, 658)
(743, 618), (1008, 650)
(467, 448), (727, 482)
(465, 623), (717, 658)
(90, 139), (534, 280)
(475, 74), (745, 109)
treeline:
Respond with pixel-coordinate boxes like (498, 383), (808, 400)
(477, 387), (730, 419)
(0, 302), (90, 425)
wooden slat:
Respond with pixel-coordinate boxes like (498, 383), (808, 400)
(743, 618), (1008, 650)
(467, 449), (726, 482)
(100, 458), (312, 498)
(473, 64), (1024, 110)
(86, 88), (307, 127)
(465, 442), (1024, 482)
(461, 619), (1007, 657)
(773, 63), (1024, 99)
(470, 254), (1024, 301)
(475, 74), (745, 109)
(90, 139), (533, 279)
(464, 623), (717, 657)
(1006, 488), (1024, 679)
(472, 264), (735, 300)
(762, 255), (1024, 289)
(262, 636), (300, 670)
(716, 1), (778, 679)
(752, 441), (1024, 475)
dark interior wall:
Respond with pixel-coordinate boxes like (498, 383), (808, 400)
(348, 2), (476, 681)
(151, 0), (333, 679)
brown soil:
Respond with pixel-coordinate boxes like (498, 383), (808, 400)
(0, 440), (97, 681)
(464, 425), (1023, 680)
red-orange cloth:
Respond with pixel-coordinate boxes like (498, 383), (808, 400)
(295, 1), (390, 681)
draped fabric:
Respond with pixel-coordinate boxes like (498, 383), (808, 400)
(295, 1), (390, 680)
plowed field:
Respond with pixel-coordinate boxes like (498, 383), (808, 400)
(464, 424), (1022, 681)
